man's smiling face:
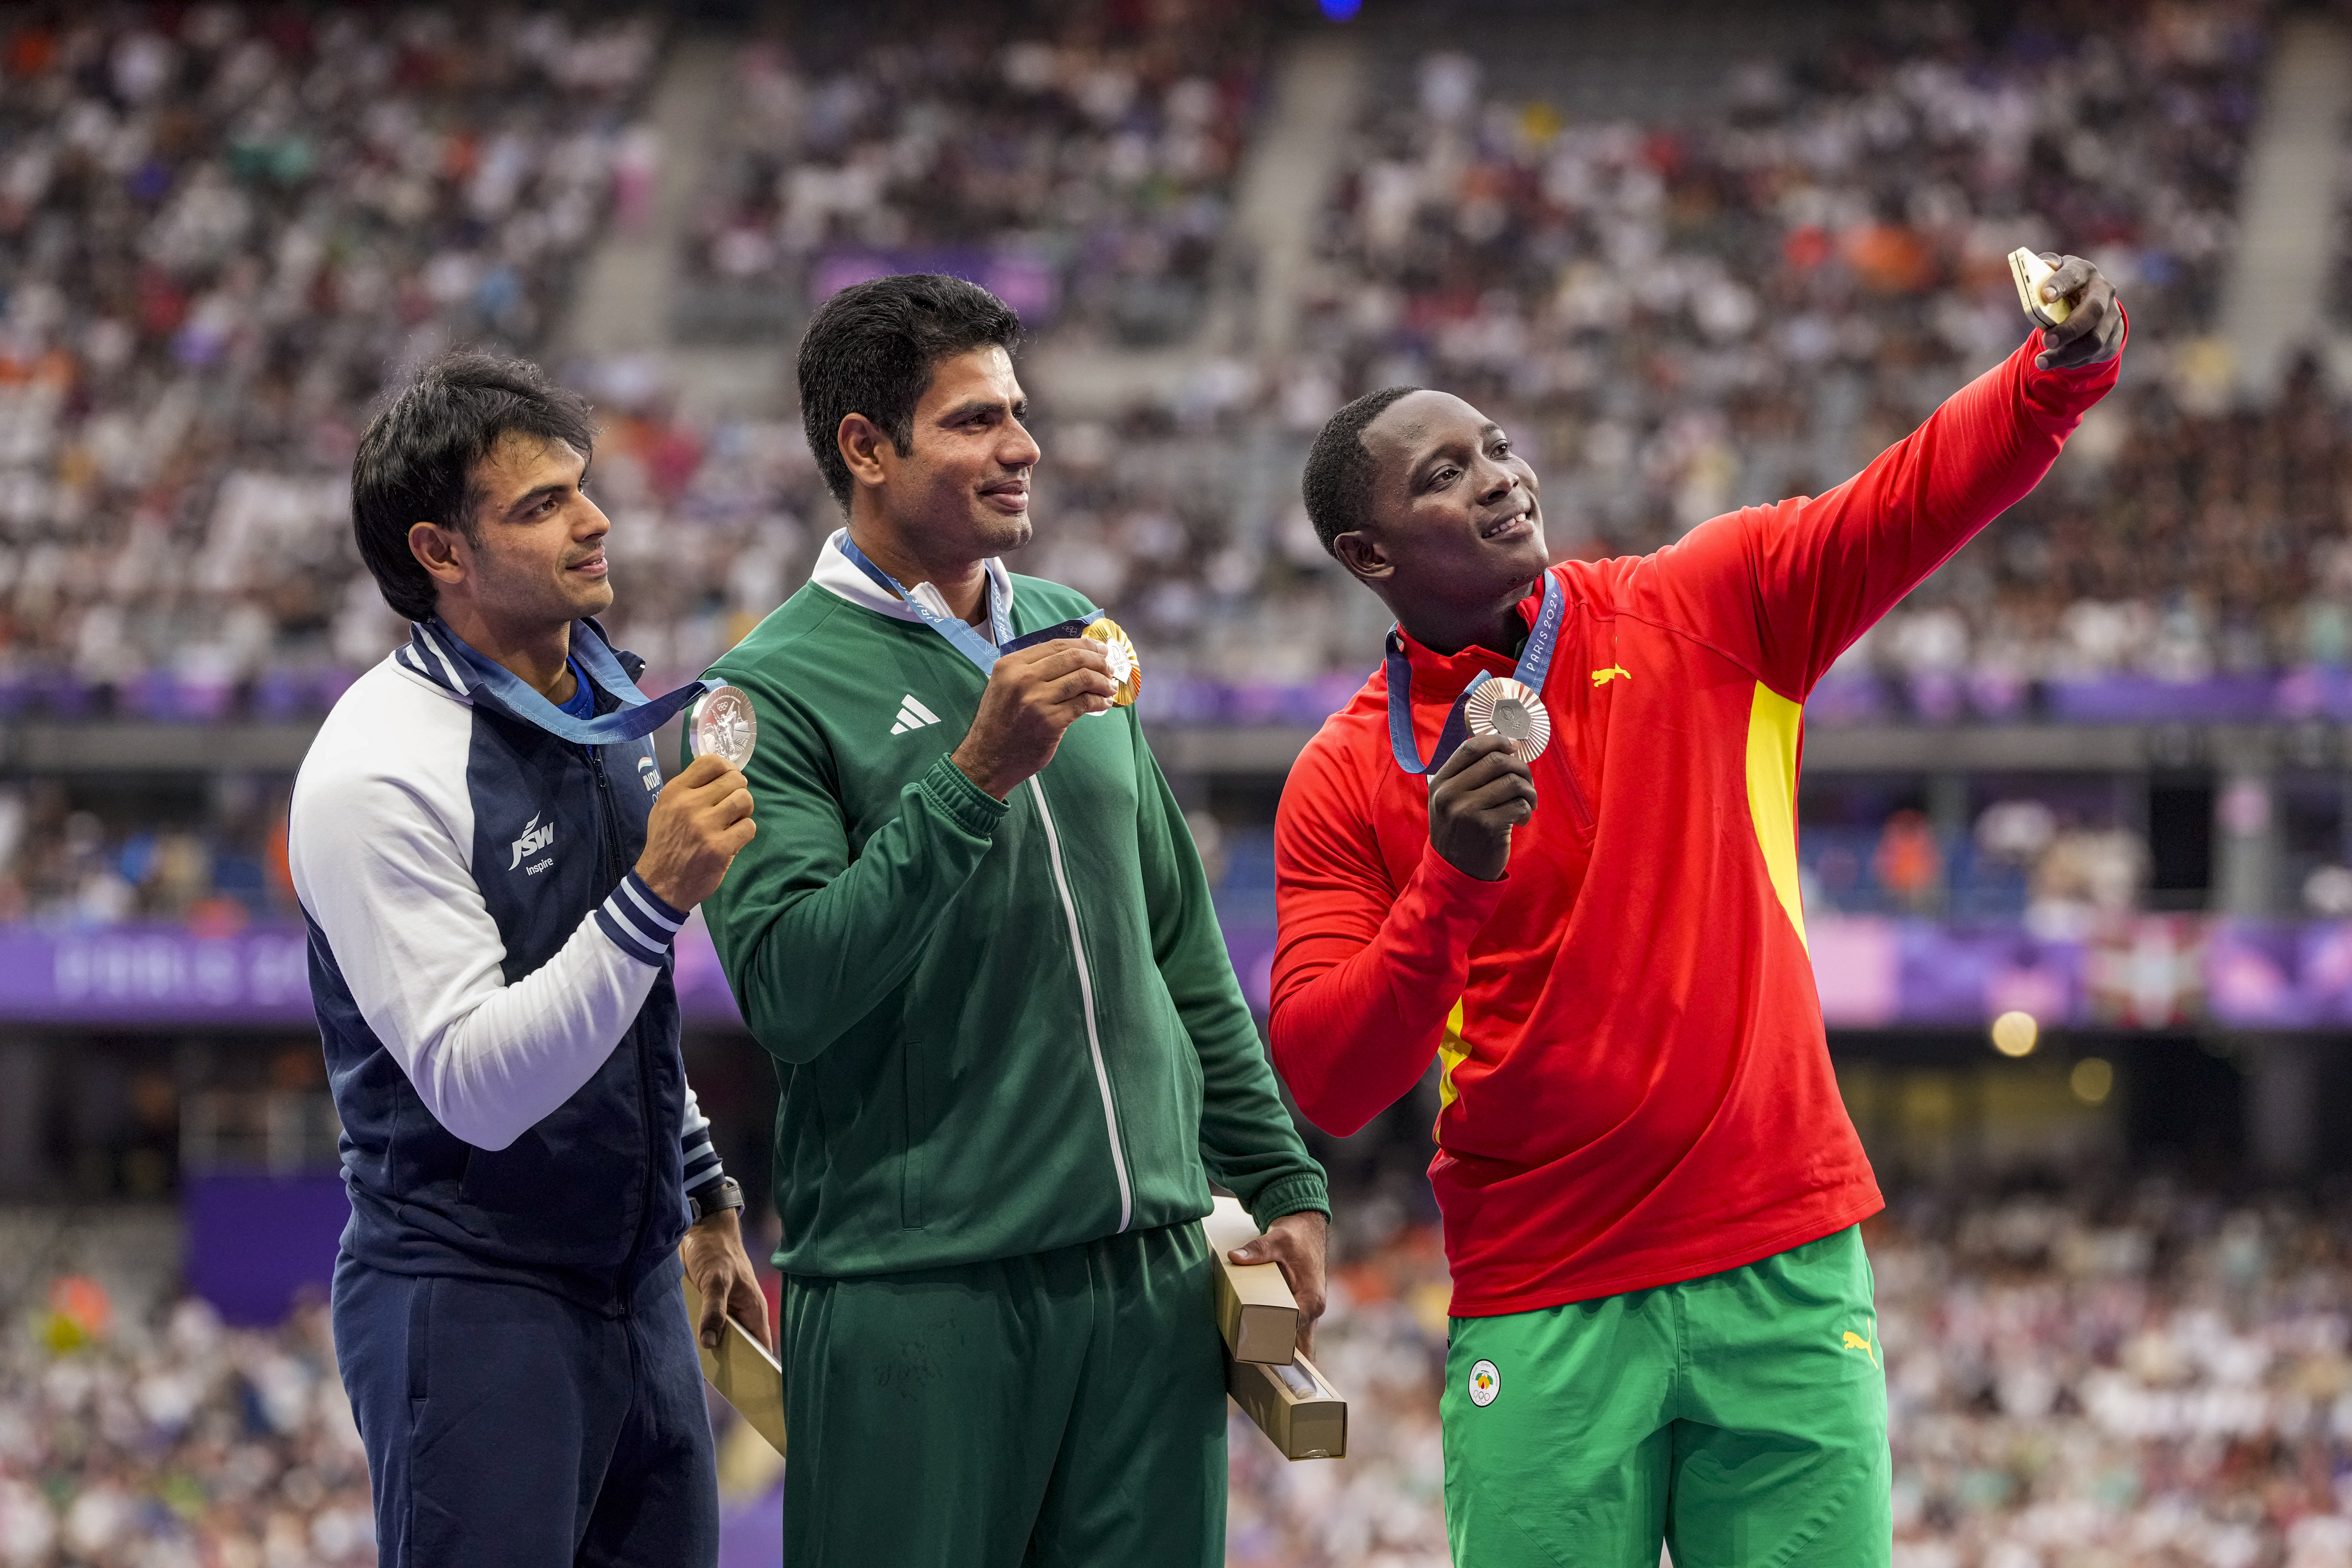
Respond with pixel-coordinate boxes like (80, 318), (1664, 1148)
(877, 344), (1042, 561)
(449, 432), (613, 629)
(1334, 390), (1550, 611)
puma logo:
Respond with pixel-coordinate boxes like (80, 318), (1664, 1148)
(1842, 1330), (1878, 1368)
(1592, 665), (1631, 686)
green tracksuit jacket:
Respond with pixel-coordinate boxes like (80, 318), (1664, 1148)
(699, 552), (1327, 1278)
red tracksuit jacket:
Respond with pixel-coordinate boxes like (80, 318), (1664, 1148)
(1271, 327), (2123, 1316)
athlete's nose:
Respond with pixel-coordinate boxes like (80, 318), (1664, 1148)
(1001, 415), (1042, 470)
(575, 494), (612, 540)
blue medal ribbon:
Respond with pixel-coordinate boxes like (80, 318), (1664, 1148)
(1386, 573), (1566, 776)
(414, 617), (709, 746)
(839, 534), (1100, 672)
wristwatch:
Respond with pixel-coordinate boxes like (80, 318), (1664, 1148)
(688, 1176), (745, 1224)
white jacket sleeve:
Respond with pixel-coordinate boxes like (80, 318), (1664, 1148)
(294, 766), (685, 1152)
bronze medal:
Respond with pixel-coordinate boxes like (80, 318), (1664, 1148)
(1463, 676), (1551, 761)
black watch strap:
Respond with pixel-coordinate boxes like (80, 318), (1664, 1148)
(689, 1176), (745, 1223)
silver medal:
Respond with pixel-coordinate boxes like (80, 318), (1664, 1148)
(1463, 677), (1551, 761)
(687, 684), (758, 769)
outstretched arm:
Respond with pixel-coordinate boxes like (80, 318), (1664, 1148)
(1654, 259), (2125, 698)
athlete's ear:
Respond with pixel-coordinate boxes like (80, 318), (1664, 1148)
(408, 521), (468, 588)
(1332, 529), (1393, 584)
(837, 413), (893, 491)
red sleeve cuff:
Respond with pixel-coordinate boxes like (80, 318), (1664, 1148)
(2026, 301), (2128, 409)
(1410, 841), (1514, 916)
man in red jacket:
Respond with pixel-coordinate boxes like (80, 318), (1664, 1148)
(1271, 256), (2124, 1567)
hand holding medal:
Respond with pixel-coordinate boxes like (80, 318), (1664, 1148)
(1387, 574), (1566, 881)
(1426, 730), (1538, 882)
(637, 688), (758, 912)
(830, 533), (1142, 796)
(948, 630), (1132, 801)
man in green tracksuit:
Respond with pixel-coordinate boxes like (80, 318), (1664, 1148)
(698, 272), (1331, 1567)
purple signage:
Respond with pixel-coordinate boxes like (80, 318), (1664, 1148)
(27, 664), (2352, 729)
(0, 926), (313, 1024)
(6, 915), (2350, 1031)
(0, 922), (750, 1029)
(2205, 919), (2352, 1027)
(184, 1174), (347, 1325)
(810, 248), (1061, 322)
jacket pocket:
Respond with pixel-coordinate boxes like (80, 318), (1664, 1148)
(901, 1042), (927, 1230)
(405, 1275), (435, 1406)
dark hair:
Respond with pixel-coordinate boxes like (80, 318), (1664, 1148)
(796, 273), (1023, 510)
(351, 350), (597, 622)
(1302, 386), (1424, 556)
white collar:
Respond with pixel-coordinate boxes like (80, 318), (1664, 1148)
(812, 527), (1015, 626)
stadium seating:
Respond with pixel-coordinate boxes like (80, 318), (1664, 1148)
(0, 6), (659, 716)
(1225, 1188), (2352, 1568)
(5, 5), (2352, 1563)
(678, 0), (1269, 347)
(0, 0), (2334, 950)
(6, 1188), (2347, 1568)
(1298, 3), (2283, 710)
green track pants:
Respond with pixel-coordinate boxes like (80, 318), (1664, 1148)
(780, 1221), (1225, 1568)
(1442, 1225), (1891, 1568)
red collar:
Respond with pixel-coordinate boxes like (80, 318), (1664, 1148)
(1392, 581), (1546, 696)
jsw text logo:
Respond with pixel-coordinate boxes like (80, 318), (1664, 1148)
(509, 813), (556, 872)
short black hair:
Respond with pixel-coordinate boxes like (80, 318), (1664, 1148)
(1302, 386), (1424, 556)
(351, 351), (597, 622)
(796, 273), (1023, 511)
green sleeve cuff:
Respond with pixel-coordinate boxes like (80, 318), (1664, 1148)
(1245, 1174), (1332, 1233)
(918, 754), (1009, 840)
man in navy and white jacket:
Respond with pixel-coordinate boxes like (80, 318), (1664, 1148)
(290, 352), (761, 1568)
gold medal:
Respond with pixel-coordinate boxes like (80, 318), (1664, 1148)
(1463, 676), (1550, 761)
(1083, 617), (1142, 708)
(686, 684), (758, 769)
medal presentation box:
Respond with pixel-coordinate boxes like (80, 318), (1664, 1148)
(1205, 1196), (1299, 1363)
(1228, 1349), (1348, 1461)
(1204, 1196), (1348, 1460)
(682, 1271), (787, 1456)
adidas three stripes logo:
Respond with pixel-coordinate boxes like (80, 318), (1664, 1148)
(889, 694), (941, 735)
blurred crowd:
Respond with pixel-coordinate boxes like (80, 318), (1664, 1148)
(1256, 0), (2351, 698)
(684, 0), (1265, 347)
(1838, 364), (2352, 720)
(0, 784), (292, 931)
(11, 1185), (2342, 1567)
(3, 0), (2350, 714)
(1796, 793), (2165, 929)
(1872, 1188), (2352, 1568)
(659, 0), (2352, 701)
(0, 1289), (371, 1568)
(0, 5), (655, 713)
(1225, 1185), (2352, 1568)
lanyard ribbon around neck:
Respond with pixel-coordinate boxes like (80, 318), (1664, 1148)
(839, 535), (1102, 673)
(1385, 572), (1565, 777)
(416, 619), (708, 747)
